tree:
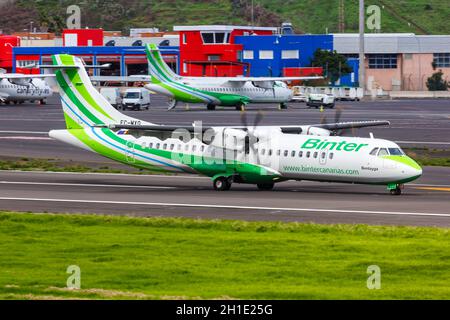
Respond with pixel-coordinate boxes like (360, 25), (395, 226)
(426, 70), (448, 91)
(310, 49), (353, 84)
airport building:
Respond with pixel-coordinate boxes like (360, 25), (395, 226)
(3, 26), (450, 93)
(334, 33), (450, 91)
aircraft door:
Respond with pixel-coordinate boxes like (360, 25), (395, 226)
(319, 148), (328, 165)
(126, 140), (136, 163)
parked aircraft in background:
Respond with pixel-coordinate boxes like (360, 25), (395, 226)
(0, 73), (54, 105)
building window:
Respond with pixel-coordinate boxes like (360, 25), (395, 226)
(368, 54), (398, 69)
(434, 53), (450, 68)
(282, 50), (299, 59)
(201, 32), (230, 44)
(208, 55), (221, 61)
(259, 50), (274, 60)
(243, 50), (254, 60)
(182, 34), (187, 44)
(183, 62), (187, 73)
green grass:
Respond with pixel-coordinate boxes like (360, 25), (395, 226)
(0, 158), (172, 175)
(0, 212), (449, 300)
(7, 0), (450, 35)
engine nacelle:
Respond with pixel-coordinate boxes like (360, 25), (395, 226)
(303, 126), (331, 136)
(206, 128), (247, 151)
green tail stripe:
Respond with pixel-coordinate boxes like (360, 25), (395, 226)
(57, 55), (113, 120)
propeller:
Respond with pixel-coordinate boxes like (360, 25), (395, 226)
(241, 110), (264, 164)
(319, 106), (356, 136)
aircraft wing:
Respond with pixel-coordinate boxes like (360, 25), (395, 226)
(0, 74), (55, 80)
(309, 120), (391, 131)
(225, 76), (322, 86)
(90, 75), (150, 82)
(98, 120), (390, 135)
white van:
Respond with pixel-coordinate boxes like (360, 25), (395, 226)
(122, 88), (151, 111)
(100, 88), (122, 109)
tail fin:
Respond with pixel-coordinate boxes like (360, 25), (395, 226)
(145, 44), (179, 84)
(51, 54), (145, 129)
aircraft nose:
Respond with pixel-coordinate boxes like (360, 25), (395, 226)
(404, 156), (422, 181)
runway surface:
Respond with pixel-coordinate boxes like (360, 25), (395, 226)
(0, 169), (449, 227)
(0, 95), (449, 227)
(0, 95), (449, 166)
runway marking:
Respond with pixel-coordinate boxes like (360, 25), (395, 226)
(0, 181), (177, 190)
(0, 170), (207, 179)
(413, 187), (450, 192)
(0, 131), (48, 135)
(0, 197), (449, 218)
(0, 136), (52, 141)
(396, 140), (450, 145)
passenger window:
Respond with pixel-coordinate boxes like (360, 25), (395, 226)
(177, 144), (181, 151)
(170, 144), (174, 150)
(321, 152), (326, 159)
(156, 143), (160, 149)
(299, 151), (303, 158)
(378, 148), (389, 156)
(284, 150), (288, 157)
(370, 148), (379, 156)
(261, 149), (265, 155)
(192, 145), (197, 152)
(277, 150), (281, 156)
(201, 146), (205, 152)
(329, 153), (334, 160)
(313, 152), (318, 159)
(163, 144), (167, 150)
(306, 151), (311, 158)
(185, 145), (189, 151)
(268, 149), (273, 156)
(291, 151), (296, 157)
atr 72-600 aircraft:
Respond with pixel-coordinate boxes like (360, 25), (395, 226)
(0, 73), (53, 104)
(143, 44), (321, 111)
(47, 54), (422, 195)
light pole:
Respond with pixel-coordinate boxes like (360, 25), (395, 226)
(359, 0), (365, 95)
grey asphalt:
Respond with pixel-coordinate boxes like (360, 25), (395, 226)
(0, 169), (448, 227)
(0, 95), (449, 165)
(0, 95), (449, 227)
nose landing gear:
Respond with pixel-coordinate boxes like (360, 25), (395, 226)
(388, 184), (404, 196)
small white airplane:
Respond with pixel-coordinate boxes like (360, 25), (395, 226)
(0, 73), (54, 105)
(47, 54), (422, 196)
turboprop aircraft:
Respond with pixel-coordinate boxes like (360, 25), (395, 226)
(46, 54), (422, 195)
(0, 73), (54, 104)
(144, 44), (323, 111)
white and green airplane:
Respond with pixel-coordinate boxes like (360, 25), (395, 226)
(142, 44), (322, 111)
(48, 54), (422, 195)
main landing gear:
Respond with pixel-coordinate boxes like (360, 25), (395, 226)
(279, 102), (288, 110)
(388, 184), (403, 196)
(212, 176), (275, 191)
(213, 176), (232, 191)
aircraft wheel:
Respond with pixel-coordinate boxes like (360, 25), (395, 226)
(390, 187), (402, 196)
(213, 177), (231, 191)
(207, 104), (216, 111)
(279, 103), (288, 110)
(257, 183), (275, 191)
(236, 104), (245, 111)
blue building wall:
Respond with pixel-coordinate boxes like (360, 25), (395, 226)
(234, 35), (333, 77)
(12, 46), (179, 75)
(338, 58), (359, 87)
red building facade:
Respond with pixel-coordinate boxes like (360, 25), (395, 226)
(0, 35), (20, 73)
(174, 26), (276, 77)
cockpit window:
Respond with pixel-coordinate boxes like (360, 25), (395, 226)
(378, 148), (389, 156)
(370, 148), (379, 156)
(388, 148), (404, 156)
